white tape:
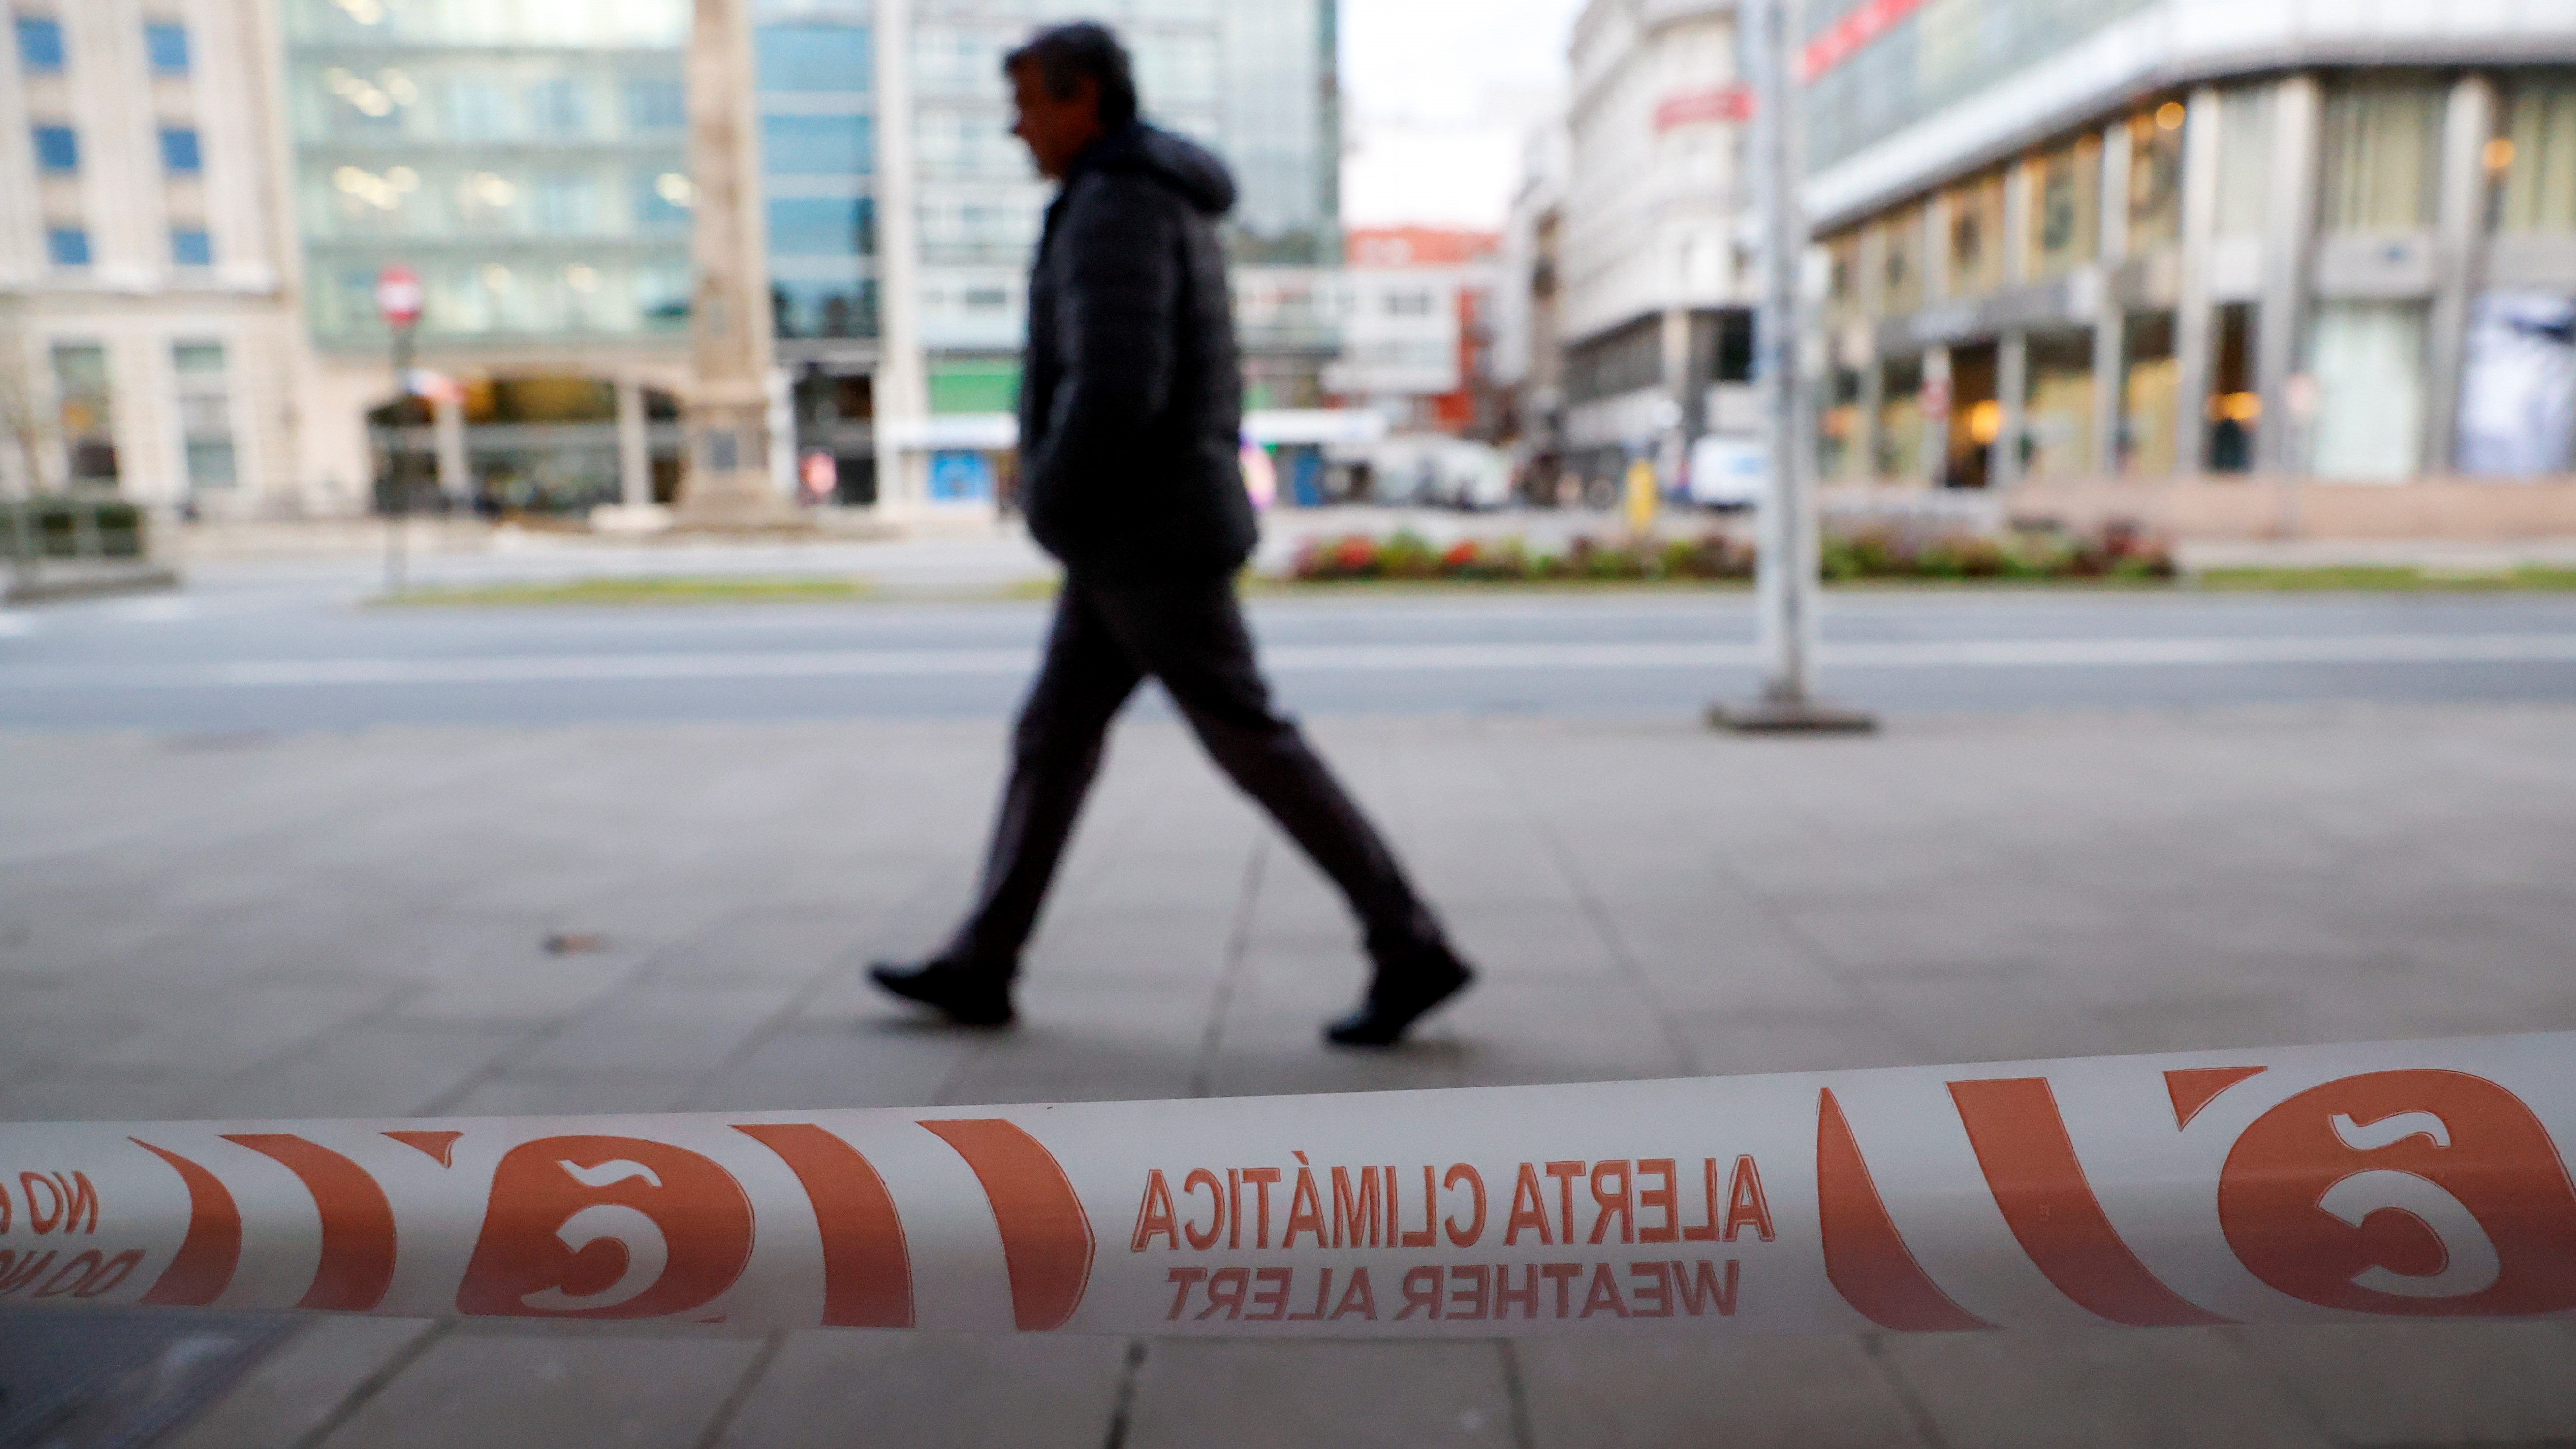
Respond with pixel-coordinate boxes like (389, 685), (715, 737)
(6, 1032), (2576, 1335)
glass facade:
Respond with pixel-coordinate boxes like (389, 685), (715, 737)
(279, 0), (692, 351)
(906, 0), (1339, 374)
(756, 0), (879, 342)
(1804, 0), (2155, 171)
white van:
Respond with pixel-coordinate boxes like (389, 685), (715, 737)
(1686, 435), (1771, 510)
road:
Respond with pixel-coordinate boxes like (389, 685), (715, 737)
(4, 561), (2576, 731)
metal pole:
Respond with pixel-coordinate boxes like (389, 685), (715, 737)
(386, 323), (414, 598)
(1711, 0), (1874, 734)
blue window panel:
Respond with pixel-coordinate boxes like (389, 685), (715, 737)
(34, 125), (77, 171)
(145, 22), (188, 73)
(626, 78), (685, 132)
(635, 174), (691, 230)
(756, 24), (870, 94)
(771, 278), (877, 340)
(760, 114), (871, 176)
(160, 127), (202, 174)
(47, 227), (89, 266)
(767, 197), (874, 257)
(15, 17), (64, 72)
(172, 228), (213, 267)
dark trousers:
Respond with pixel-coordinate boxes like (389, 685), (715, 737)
(944, 574), (1444, 975)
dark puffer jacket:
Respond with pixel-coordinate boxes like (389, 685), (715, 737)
(1017, 123), (1254, 581)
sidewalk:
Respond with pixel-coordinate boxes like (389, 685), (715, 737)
(6, 705), (2576, 1446)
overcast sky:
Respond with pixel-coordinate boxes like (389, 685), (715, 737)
(1338, 0), (1589, 232)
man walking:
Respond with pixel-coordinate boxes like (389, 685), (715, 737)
(872, 22), (1474, 1047)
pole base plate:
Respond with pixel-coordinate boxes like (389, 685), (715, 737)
(1706, 699), (1880, 735)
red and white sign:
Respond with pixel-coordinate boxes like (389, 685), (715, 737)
(1653, 87), (1755, 133)
(376, 264), (424, 329)
(7, 1033), (2576, 1335)
(1799, 0), (1931, 82)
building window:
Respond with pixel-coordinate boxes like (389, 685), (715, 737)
(525, 78), (588, 137)
(756, 23), (871, 94)
(172, 227), (213, 266)
(51, 342), (117, 486)
(2022, 330), (2097, 479)
(160, 126), (203, 174)
(15, 16), (63, 72)
(768, 196), (875, 257)
(626, 78), (685, 133)
(2128, 103), (2187, 253)
(2215, 87), (2275, 238)
(2027, 135), (2101, 279)
(2498, 78), (2576, 233)
(2309, 300), (2428, 480)
(145, 21), (188, 74)
(2322, 81), (2442, 232)
(1384, 291), (1434, 317)
(636, 172), (692, 230)
(174, 342), (238, 489)
(46, 226), (89, 265)
(761, 114), (872, 175)
(34, 124), (77, 171)
(1880, 205), (1924, 315)
(1945, 171), (2005, 295)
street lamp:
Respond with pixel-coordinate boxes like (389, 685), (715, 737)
(1708, 0), (1875, 735)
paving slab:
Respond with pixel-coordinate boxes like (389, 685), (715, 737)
(158, 1318), (439, 1449)
(2235, 1322), (2576, 1447)
(1121, 1339), (1521, 1449)
(1879, 1327), (2337, 1449)
(711, 1330), (1129, 1449)
(311, 1326), (769, 1449)
(1517, 1336), (1934, 1449)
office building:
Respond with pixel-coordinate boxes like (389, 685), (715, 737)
(1556, 0), (1759, 495)
(1, 0), (303, 513)
(1803, 0), (2576, 509)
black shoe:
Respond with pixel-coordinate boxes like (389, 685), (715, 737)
(1325, 948), (1475, 1048)
(869, 959), (1016, 1027)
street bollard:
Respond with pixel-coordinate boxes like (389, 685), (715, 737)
(4, 1033), (2574, 1336)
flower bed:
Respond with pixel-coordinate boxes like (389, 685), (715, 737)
(1284, 521), (2173, 584)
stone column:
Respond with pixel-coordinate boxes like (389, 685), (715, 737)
(2094, 118), (2131, 477)
(2174, 85), (2225, 477)
(2256, 74), (2321, 476)
(675, 0), (795, 528)
(1854, 228), (1885, 480)
(1995, 162), (2031, 488)
(616, 375), (652, 509)
(2424, 73), (2495, 477)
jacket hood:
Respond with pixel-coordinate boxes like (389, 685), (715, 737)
(1082, 122), (1237, 217)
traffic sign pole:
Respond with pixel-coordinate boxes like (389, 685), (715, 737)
(376, 267), (425, 599)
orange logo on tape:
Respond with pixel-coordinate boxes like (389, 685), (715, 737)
(456, 1136), (755, 1320)
(2220, 1069), (2576, 1317)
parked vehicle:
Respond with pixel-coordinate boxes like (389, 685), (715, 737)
(1686, 434), (1771, 510)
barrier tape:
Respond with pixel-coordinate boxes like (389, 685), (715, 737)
(5, 1033), (2576, 1336)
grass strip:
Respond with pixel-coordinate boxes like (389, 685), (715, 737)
(373, 576), (878, 607)
(2195, 566), (2576, 593)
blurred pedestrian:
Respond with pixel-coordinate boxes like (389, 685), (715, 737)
(871, 22), (1475, 1047)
